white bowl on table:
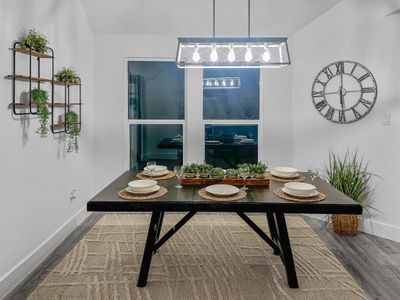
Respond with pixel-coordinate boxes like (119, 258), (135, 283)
(271, 167), (299, 178)
(126, 185), (160, 195)
(128, 179), (157, 192)
(205, 184), (239, 196)
(283, 182), (318, 198)
(143, 166), (168, 176)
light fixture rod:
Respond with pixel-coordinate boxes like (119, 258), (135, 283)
(213, 0), (216, 38)
(248, 0), (251, 38)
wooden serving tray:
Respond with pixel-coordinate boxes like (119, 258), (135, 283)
(181, 174), (269, 187)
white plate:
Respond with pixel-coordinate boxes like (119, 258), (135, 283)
(274, 166), (298, 174)
(282, 187), (318, 198)
(271, 170), (299, 179)
(144, 166), (167, 172)
(205, 184), (239, 196)
(284, 182), (316, 196)
(126, 185), (160, 195)
(128, 179), (157, 192)
(142, 170), (169, 177)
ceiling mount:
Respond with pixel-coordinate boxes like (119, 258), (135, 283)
(176, 0), (291, 69)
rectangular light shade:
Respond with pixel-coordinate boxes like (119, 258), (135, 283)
(176, 37), (290, 68)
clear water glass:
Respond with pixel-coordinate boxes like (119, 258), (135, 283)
(239, 166), (250, 191)
(174, 165), (184, 189)
(308, 167), (319, 182)
(147, 161), (157, 179)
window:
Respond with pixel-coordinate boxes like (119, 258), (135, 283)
(128, 61), (185, 171)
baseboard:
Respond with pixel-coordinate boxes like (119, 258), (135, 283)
(304, 214), (400, 243)
(0, 207), (90, 299)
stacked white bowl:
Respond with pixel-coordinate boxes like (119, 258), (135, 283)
(283, 182), (317, 198)
(127, 179), (159, 194)
(271, 166), (299, 178)
(143, 165), (168, 177)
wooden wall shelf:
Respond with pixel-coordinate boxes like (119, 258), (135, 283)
(9, 47), (54, 59)
(9, 102), (82, 108)
(5, 75), (80, 86)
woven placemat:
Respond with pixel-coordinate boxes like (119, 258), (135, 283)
(265, 172), (306, 183)
(273, 188), (325, 203)
(117, 186), (168, 201)
(136, 171), (175, 180)
(198, 188), (247, 201)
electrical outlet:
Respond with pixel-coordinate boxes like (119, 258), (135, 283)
(382, 113), (391, 126)
(69, 189), (77, 202)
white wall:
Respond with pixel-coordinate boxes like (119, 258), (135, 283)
(93, 34), (293, 191)
(291, 0), (400, 241)
(0, 0), (94, 297)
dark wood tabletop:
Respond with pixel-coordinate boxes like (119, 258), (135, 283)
(87, 171), (362, 215)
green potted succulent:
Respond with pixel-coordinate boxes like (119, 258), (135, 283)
(66, 111), (80, 153)
(225, 168), (238, 178)
(31, 88), (49, 138)
(183, 163), (199, 178)
(198, 163), (213, 178)
(238, 163), (256, 177)
(210, 167), (224, 179)
(321, 150), (376, 236)
(253, 162), (267, 179)
(55, 67), (79, 84)
(20, 29), (48, 54)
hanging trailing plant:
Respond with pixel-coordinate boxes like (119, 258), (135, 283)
(31, 88), (49, 138)
(55, 67), (79, 84)
(66, 111), (80, 153)
(20, 29), (48, 54)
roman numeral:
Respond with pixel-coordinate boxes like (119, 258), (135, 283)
(325, 107), (334, 120)
(361, 87), (376, 93)
(350, 63), (357, 75)
(358, 73), (370, 82)
(335, 62), (344, 75)
(352, 107), (362, 119)
(316, 100), (328, 111)
(312, 90), (324, 97)
(315, 79), (327, 87)
(322, 67), (334, 80)
(339, 110), (346, 123)
(360, 99), (372, 109)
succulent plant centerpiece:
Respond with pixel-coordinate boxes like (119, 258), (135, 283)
(198, 163), (213, 178)
(210, 167), (224, 178)
(183, 163), (199, 178)
(225, 168), (238, 178)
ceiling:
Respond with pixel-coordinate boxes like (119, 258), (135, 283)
(80, 0), (343, 36)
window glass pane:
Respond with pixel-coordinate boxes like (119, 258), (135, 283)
(205, 125), (258, 168)
(128, 61), (184, 119)
(203, 69), (259, 119)
(130, 124), (183, 170)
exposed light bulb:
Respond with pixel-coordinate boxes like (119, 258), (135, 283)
(214, 80), (219, 86)
(262, 45), (271, 62)
(230, 79), (234, 86)
(228, 45), (235, 62)
(222, 80), (226, 86)
(192, 47), (200, 62)
(210, 46), (218, 62)
(245, 45), (253, 62)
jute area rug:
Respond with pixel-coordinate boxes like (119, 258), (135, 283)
(27, 213), (366, 300)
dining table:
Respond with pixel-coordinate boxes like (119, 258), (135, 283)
(86, 171), (362, 289)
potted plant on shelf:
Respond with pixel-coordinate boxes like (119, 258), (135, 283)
(183, 163), (199, 178)
(225, 168), (238, 178)
(19, 29), (48, 54)
(66, 111), (80, 153)
(253, 162), (267, 179)
(31, 88), (49, 138)
(55, 67), (79, 84)
(198, 163), (213, 178)
(210, 167), (224, 179)
(321, 150), (376, 236)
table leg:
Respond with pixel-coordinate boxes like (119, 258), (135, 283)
(156, 211), (165, 242)
(137, 210), (161, 287)
(266, 212), (280, 255)
(275, 212), (299, 288)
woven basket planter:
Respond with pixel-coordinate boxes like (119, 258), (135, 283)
(331, 214), (359, 236)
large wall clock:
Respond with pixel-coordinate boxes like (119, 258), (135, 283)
(311, 61), (377, 124)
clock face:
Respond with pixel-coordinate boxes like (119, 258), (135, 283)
(312, 61), (377, 124)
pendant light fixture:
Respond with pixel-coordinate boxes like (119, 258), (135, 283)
(176, 0), (291, 68)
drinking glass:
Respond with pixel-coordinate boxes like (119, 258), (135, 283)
(174, 165), (183, 189)
(239, 165), (250, 191)
(147, 161), (157, 179)
(307, 167), (319, 182)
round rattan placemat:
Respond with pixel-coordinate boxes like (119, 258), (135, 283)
(117, 186), (168, 201)
(198, 188), (247, 201)
(265, 172), (306, 183)
(136, 171), (175, 180)
(273, 188), (325, 203)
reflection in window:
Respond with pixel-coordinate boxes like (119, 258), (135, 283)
(128, 61), (184, 119)
(205, 125), (258, 168)
(130, 124), (183, 170)
(203, 69), (259, 120)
